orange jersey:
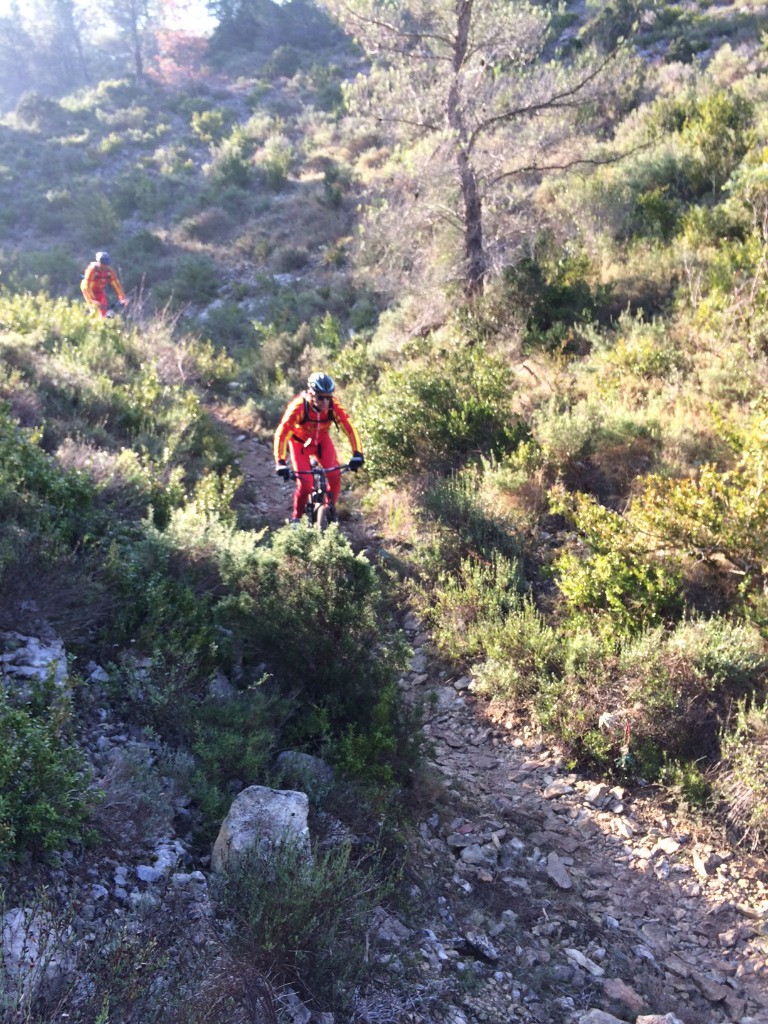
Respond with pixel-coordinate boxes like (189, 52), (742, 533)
(274, 392), (363, 462)
(81, 261), (125, 302)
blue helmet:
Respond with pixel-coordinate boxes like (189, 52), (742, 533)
(307, 372), (335, 396)
(95, 251), (111, 264)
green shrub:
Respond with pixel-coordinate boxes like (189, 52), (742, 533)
(73, 192), (121, 245)
(197, 301), (259, 349)
(718, 697), (768, 851)
(257, 134), (293, 190)
(264, 44), (302, 78)
(0, 247), (82, 296)
(111, 168), (170, 218)
(477, 598), (562, 701)
(155, 253), (219, 306)
(359, 345), (528, 479)
(15, 91), (65, 130)
(0, 400), (96, 552)
(189, 686), (289, 841)
(0, 676), (91, 860)
(204, 130), (253, 188)
(422, 463), (524, 565)
(497, 251), (608, 354)
(272, 244), (310, 272)
(550, 486), (682, 635)
(592, 311), (689, 385)
(431, 554), (524, 663)
(191, 108), (232, 144)
(215, 527), (408, 741)
(632, 407), (768, 601)
(310, 63), (345, 113)
(214, 840), (388, 1011)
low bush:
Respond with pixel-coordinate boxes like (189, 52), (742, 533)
(15, 91), (65, 130)
(189, 686), (290, 842)
(215, 527), (409, 746)
(718, 697), (768, 851)
(0, 247), (82, 297)
(213, 840), (388, 1012)
(191, 108), (233, 144)
(257, 134), (293, 190)
(204, 130), (254, 188)
(359, 344), (528, 479)
(549, 485), (683, 635)
(496, 251), (609, 354)
(421, 462), (526, 566)
(155, 253), (220, 306)
(0, 674), (91, 860)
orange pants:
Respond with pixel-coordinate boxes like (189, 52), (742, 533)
(288, 437), (342, 519)
(80, 282), (109, 317)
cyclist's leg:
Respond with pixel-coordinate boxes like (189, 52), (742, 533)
(90, 287), (108, 317)
(288, 440), (313, 518)
(319, 438), (341, 503)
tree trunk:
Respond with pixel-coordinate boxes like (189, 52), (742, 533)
(447, 0), (485, 296)
(132, 25), (144, 81)
(459, 153), (485, 297)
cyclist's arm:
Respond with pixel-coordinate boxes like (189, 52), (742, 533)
(82, 265), (98, 301)
(273, 396), (303, 462)
(108, 268), (126, 302)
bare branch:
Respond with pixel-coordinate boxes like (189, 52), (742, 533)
(486, 140), (652, 187)
(468, 48), (619, 151)
(331, 0), (454, 50)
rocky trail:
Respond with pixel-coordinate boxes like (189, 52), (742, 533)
(216, 410), (768, 1024)
(1, 413), (767, 1024)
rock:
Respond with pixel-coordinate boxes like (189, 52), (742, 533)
(459, 844), (487, 865)
(369, 907), (413, 950)
(636, 1016), (686, 1024)
(601, 977), (646, 1014)
(208, 671), (236, 699)
(211, 786), (310, 873)
(653, 837), (681, 856)
(693, 972), (730, 1003)
(2, 907), (70, 1005)
(1, 631), (68, 700)
(136, 839), (186, 883)
(585, 783), (611, 807)
(546, 852), (572, 889)
(565, 948), (604, 977)
(578, 1011), (627, 1024)
(464, 930), (499, 961)
(281, 986), (311, 1024)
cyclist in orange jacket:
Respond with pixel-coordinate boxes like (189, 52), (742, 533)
(80, 251), (127, 318)
(274, 372), (365, 524)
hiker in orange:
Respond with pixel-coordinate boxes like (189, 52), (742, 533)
(273, 372), (365, 524)
(80, 251), (127, 318)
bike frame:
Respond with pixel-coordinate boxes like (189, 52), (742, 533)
(289, 460), (351, 529)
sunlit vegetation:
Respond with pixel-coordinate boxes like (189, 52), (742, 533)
(2, 0), (768, 1016)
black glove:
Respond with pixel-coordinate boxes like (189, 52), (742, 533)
(275, 461), (290, 480)
(349, 452), (365, 472)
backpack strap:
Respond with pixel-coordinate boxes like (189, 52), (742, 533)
(299, 396), (338, 427)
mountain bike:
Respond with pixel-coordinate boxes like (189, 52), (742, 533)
(290, 460), (351, 532)
(105, 300), (132, 321)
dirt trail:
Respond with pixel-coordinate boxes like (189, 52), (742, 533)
(210, 403), (768, 1024)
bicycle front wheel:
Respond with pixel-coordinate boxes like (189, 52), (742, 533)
(316, 504), (332, 533)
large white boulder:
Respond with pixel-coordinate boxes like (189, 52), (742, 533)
(211, 785), (310, 874)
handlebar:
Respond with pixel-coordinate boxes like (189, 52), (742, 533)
(288, 464), (351, 480)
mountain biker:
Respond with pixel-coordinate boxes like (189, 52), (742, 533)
(80, 251), (127, 318)
(273, 372), (365, 525)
